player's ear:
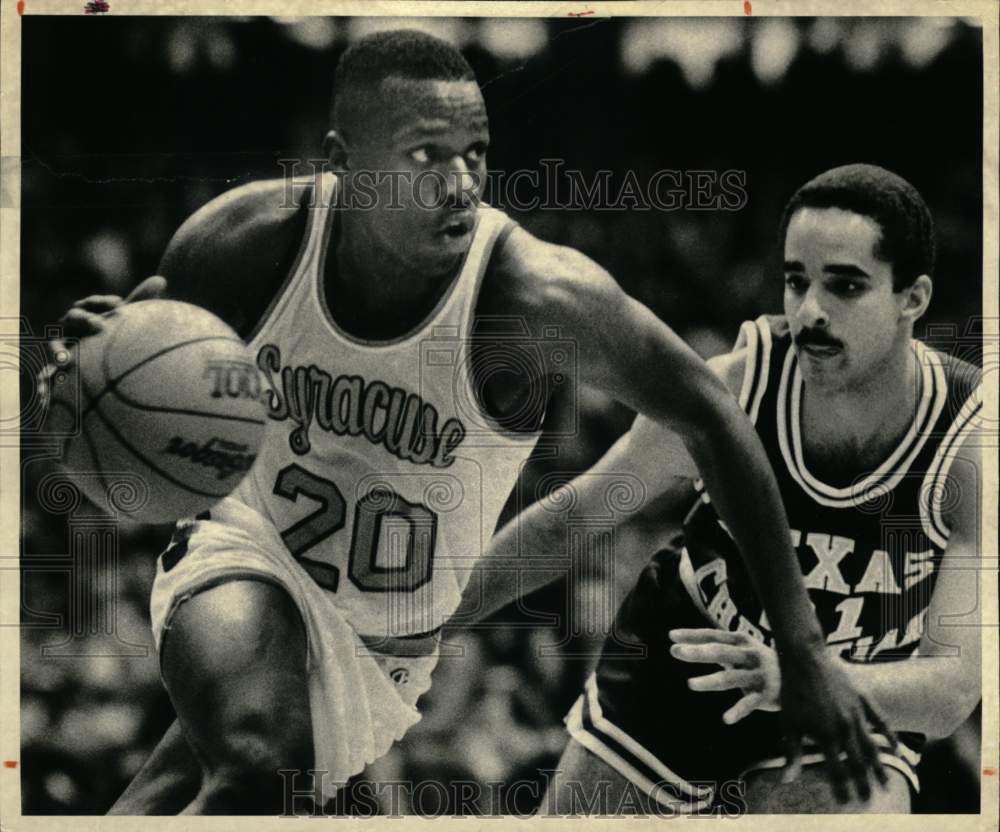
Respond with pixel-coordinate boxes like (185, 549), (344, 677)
(323, 130), (350, 172)
(900, 274), (932, 323)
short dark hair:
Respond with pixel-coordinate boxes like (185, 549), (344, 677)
(778, 164), (935, 290)
(332, 29), (475, 110)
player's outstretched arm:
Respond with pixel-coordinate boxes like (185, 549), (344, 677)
(449, 354), (739, 625)
(448, 427), (696, 625)
(493, 228), (885, 801)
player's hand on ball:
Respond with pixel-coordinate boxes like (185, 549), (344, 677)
(774, 641), (893, 804)
(57, 275), (168, 336)
(41, 276), (169, 402)
(669, 628), (781, 723)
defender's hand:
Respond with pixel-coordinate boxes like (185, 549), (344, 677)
(776, 642), (893, 804)
(669, 628), (781, 724)
(670, 628), (893, 804)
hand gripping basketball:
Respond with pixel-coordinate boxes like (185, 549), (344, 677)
(42, 277), (267, 524)
(776, 641), (894, 804)
(41, 275), (169, 399)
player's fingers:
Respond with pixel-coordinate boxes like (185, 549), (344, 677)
(781, 733), (803, 784)
(842, 719), (872, 803)
(862, 696), (898, 758)
(855, 709), (889, 788)
(71, 294), (125, 312)
(47, 337), (70, 363)
(818, 736), (851, 803)
(853, 702), (889, 788)
(35, 362), (57, 405)
(57, 307), (106, 336)
(671, 642), (756, 668)
(669, 628), (745, 646)
(687, 668), (759, 693)
(124, 275), (168, 303)
(723, 692), (763, 725)
(38, 340), (73, 400)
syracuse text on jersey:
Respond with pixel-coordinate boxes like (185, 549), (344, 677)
(256, 342), (467, 468)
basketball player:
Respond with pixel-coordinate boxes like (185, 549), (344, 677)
(500, 164), (983, 814)
(48, 33), (883, 814)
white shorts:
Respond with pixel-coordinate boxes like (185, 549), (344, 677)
(149, 498), (440, 800)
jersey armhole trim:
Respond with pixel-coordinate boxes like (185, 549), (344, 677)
(457, 215), (542, 441)
(735, 320), (757, 411)
(735, 316), (772, 424)
(920, 384), (983, 548)
(462, 213), (517, 324)
(243, 177), (323, 346)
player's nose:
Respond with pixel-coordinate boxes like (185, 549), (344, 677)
(796, 285), (830, 328)
(443, 156), (480, 208)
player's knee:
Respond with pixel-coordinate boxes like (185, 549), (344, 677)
(163, 580), (308, 675)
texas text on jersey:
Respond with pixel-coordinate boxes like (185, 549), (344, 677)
(678, 313), (982, 786)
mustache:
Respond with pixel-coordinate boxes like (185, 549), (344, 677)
(794, 329), (843, 349)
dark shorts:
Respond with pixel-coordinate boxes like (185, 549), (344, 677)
(564, 548), (921, 813)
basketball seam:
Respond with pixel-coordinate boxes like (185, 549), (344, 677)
(85, 334), (245, 420)
(104, 332), (262, 422)
(87, 399), (236, 502)
(102, 394), (266, 426)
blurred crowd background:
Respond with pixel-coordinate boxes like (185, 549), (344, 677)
(17, 15), (984, 815)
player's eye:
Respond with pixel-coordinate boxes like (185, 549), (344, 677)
(408, 146), (431, 165)
(831, 279), (864, 296)
(784, 274), (807, 292)
(465, 142), (488, 165)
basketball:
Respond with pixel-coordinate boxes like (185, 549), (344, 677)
(46, 299), (267, 523)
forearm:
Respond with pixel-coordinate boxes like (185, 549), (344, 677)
(448, 495), (570, 624)
(108, 720), (201, 815)
(578, 298), (822, 651)
(685, 393), (822, 650)
(843, 656), (980, 739)
(448, 442), (686, 625)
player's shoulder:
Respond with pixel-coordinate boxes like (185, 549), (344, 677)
(924, 344), (985, 469)
(159, 178), (311, 335)
(483, 222), (620, 327)
(163, 178), (303, 263)
(919, 342), (982, 403)
(707, 349), (748, 398)
(709, 314), (790, 398)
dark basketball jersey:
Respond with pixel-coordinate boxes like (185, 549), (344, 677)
(683, 314), (983, 663)
(565, 316), (982, 803)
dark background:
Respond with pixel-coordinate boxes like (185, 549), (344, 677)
(19, 15), (984, 814)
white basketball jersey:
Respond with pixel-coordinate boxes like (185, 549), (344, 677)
(213, 174), (541, 637)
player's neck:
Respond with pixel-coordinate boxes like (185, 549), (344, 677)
(327, 213), (463, 340)
(800, 337), (920, 472)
